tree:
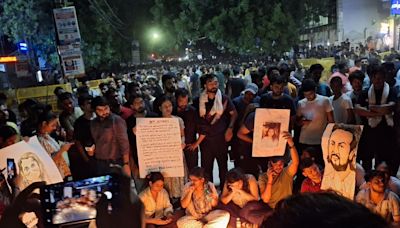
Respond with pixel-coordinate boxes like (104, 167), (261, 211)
(150, 0), (334, 55)
(0, 0), (58, 67)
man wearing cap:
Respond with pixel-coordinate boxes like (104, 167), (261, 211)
(231, 83), (260, 166)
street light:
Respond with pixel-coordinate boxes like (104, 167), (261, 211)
(152, 32), (159, 40)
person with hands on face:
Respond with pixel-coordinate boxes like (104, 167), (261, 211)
(139, 172), (183, 228)
(177, 167), (229, 228)
(259, 131), (299, 209)
(220, 168), (272, 228)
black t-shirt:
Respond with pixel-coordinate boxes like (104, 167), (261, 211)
(227, 78), (246, 99)
(176, 105), (199, 144)
(259, 93), (296, 117)
(73, 115), (94, 147)
(126, 112), (158, 163)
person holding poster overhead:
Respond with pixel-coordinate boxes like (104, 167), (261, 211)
(258, 132), (299, 209)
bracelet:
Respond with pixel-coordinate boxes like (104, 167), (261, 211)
(288, 144), (295, 149)
(123, 162), (129, 166)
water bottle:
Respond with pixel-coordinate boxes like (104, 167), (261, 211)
(236, 217), (241, 228)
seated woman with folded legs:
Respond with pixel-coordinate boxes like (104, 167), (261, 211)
(177, 167), (230, 228)
(220, 168), (272, 227)
(139, 172), (183, 228)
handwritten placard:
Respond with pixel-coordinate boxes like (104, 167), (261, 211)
(136, 118), (184, 178)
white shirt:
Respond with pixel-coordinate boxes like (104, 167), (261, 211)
(330, 93), (353, 124)
(298, 95), (333, 145)
(138, 187), (173, 218)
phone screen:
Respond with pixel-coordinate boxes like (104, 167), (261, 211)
(7, 158), (16, 180)
(40, 175), (118, 225)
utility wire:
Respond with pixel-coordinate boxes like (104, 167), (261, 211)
(99, 0), (126, 26)
(91, 0), (126, 29)
(88, 0), (131, 40)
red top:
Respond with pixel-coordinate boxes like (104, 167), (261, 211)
(301, 178), (321, 193)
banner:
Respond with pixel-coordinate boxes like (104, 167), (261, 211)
(58, 43), (85, 77)
(321, 123), (363, 200)
(252, 108), (290, 157)
(136, 118), (184, 178)
(53, 6), (81, 45)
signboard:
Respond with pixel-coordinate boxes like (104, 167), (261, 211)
(53, 6), (81, 45)
(136, 118), (184, 178)
(15, 61), (30, 78)
(58, 43), (85, 77)
(392, 0), (400, 15)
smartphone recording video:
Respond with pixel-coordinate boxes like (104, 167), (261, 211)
(40, 175), (118, 225)
(7, 158), (16, 180)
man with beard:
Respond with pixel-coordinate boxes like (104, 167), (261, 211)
(90, 96), (131, 177)
(193, 74), (237, 187)
(125, 95), (158, 169)
(175, 88), (205, 171)
(105, 87), (133, 120)
(356, 170), (400, 224)
(58, 92), (83, 141)
(321, 124), (361, 199)
(152, 73), (177, 115)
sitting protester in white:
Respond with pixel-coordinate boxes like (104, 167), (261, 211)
(177, 167), (229, 228)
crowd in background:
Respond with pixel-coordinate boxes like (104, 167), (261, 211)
(1, 47), (400, 227)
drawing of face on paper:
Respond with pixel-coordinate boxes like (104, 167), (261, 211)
(18, 152), (46, 188)
(321, 124), (363, 200)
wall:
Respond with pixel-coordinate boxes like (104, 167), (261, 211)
(338, 0), (387, 45)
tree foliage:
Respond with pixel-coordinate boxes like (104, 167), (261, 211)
(151, 0), (334, 55)
(0, 0), (58, 66)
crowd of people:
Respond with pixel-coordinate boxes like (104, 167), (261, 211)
(0, 53), (400, 227)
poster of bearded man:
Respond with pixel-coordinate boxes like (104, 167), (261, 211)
(321, 123), (363, 200)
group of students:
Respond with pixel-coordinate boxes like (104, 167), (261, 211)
(0, 56), (400, 227)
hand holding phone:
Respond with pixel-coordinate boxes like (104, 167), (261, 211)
(7, 158), (16, 180)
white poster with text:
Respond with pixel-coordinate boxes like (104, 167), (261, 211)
(136, 118), (184, 178)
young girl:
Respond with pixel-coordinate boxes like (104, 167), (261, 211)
(158, 96), (187, 198)
(177, 167), (229, 228)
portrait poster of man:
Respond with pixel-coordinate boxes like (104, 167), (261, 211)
(253, 108), (290, 157)
(0, 137), (63, 190)
(321, 123), (363, 200)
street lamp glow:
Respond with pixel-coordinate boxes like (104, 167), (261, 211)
(152, 32), (159, 40)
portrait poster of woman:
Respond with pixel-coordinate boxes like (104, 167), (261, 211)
(261, 122), (280, 148)
(253, 109), (290, 157)
(0, 137), (63, 191)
